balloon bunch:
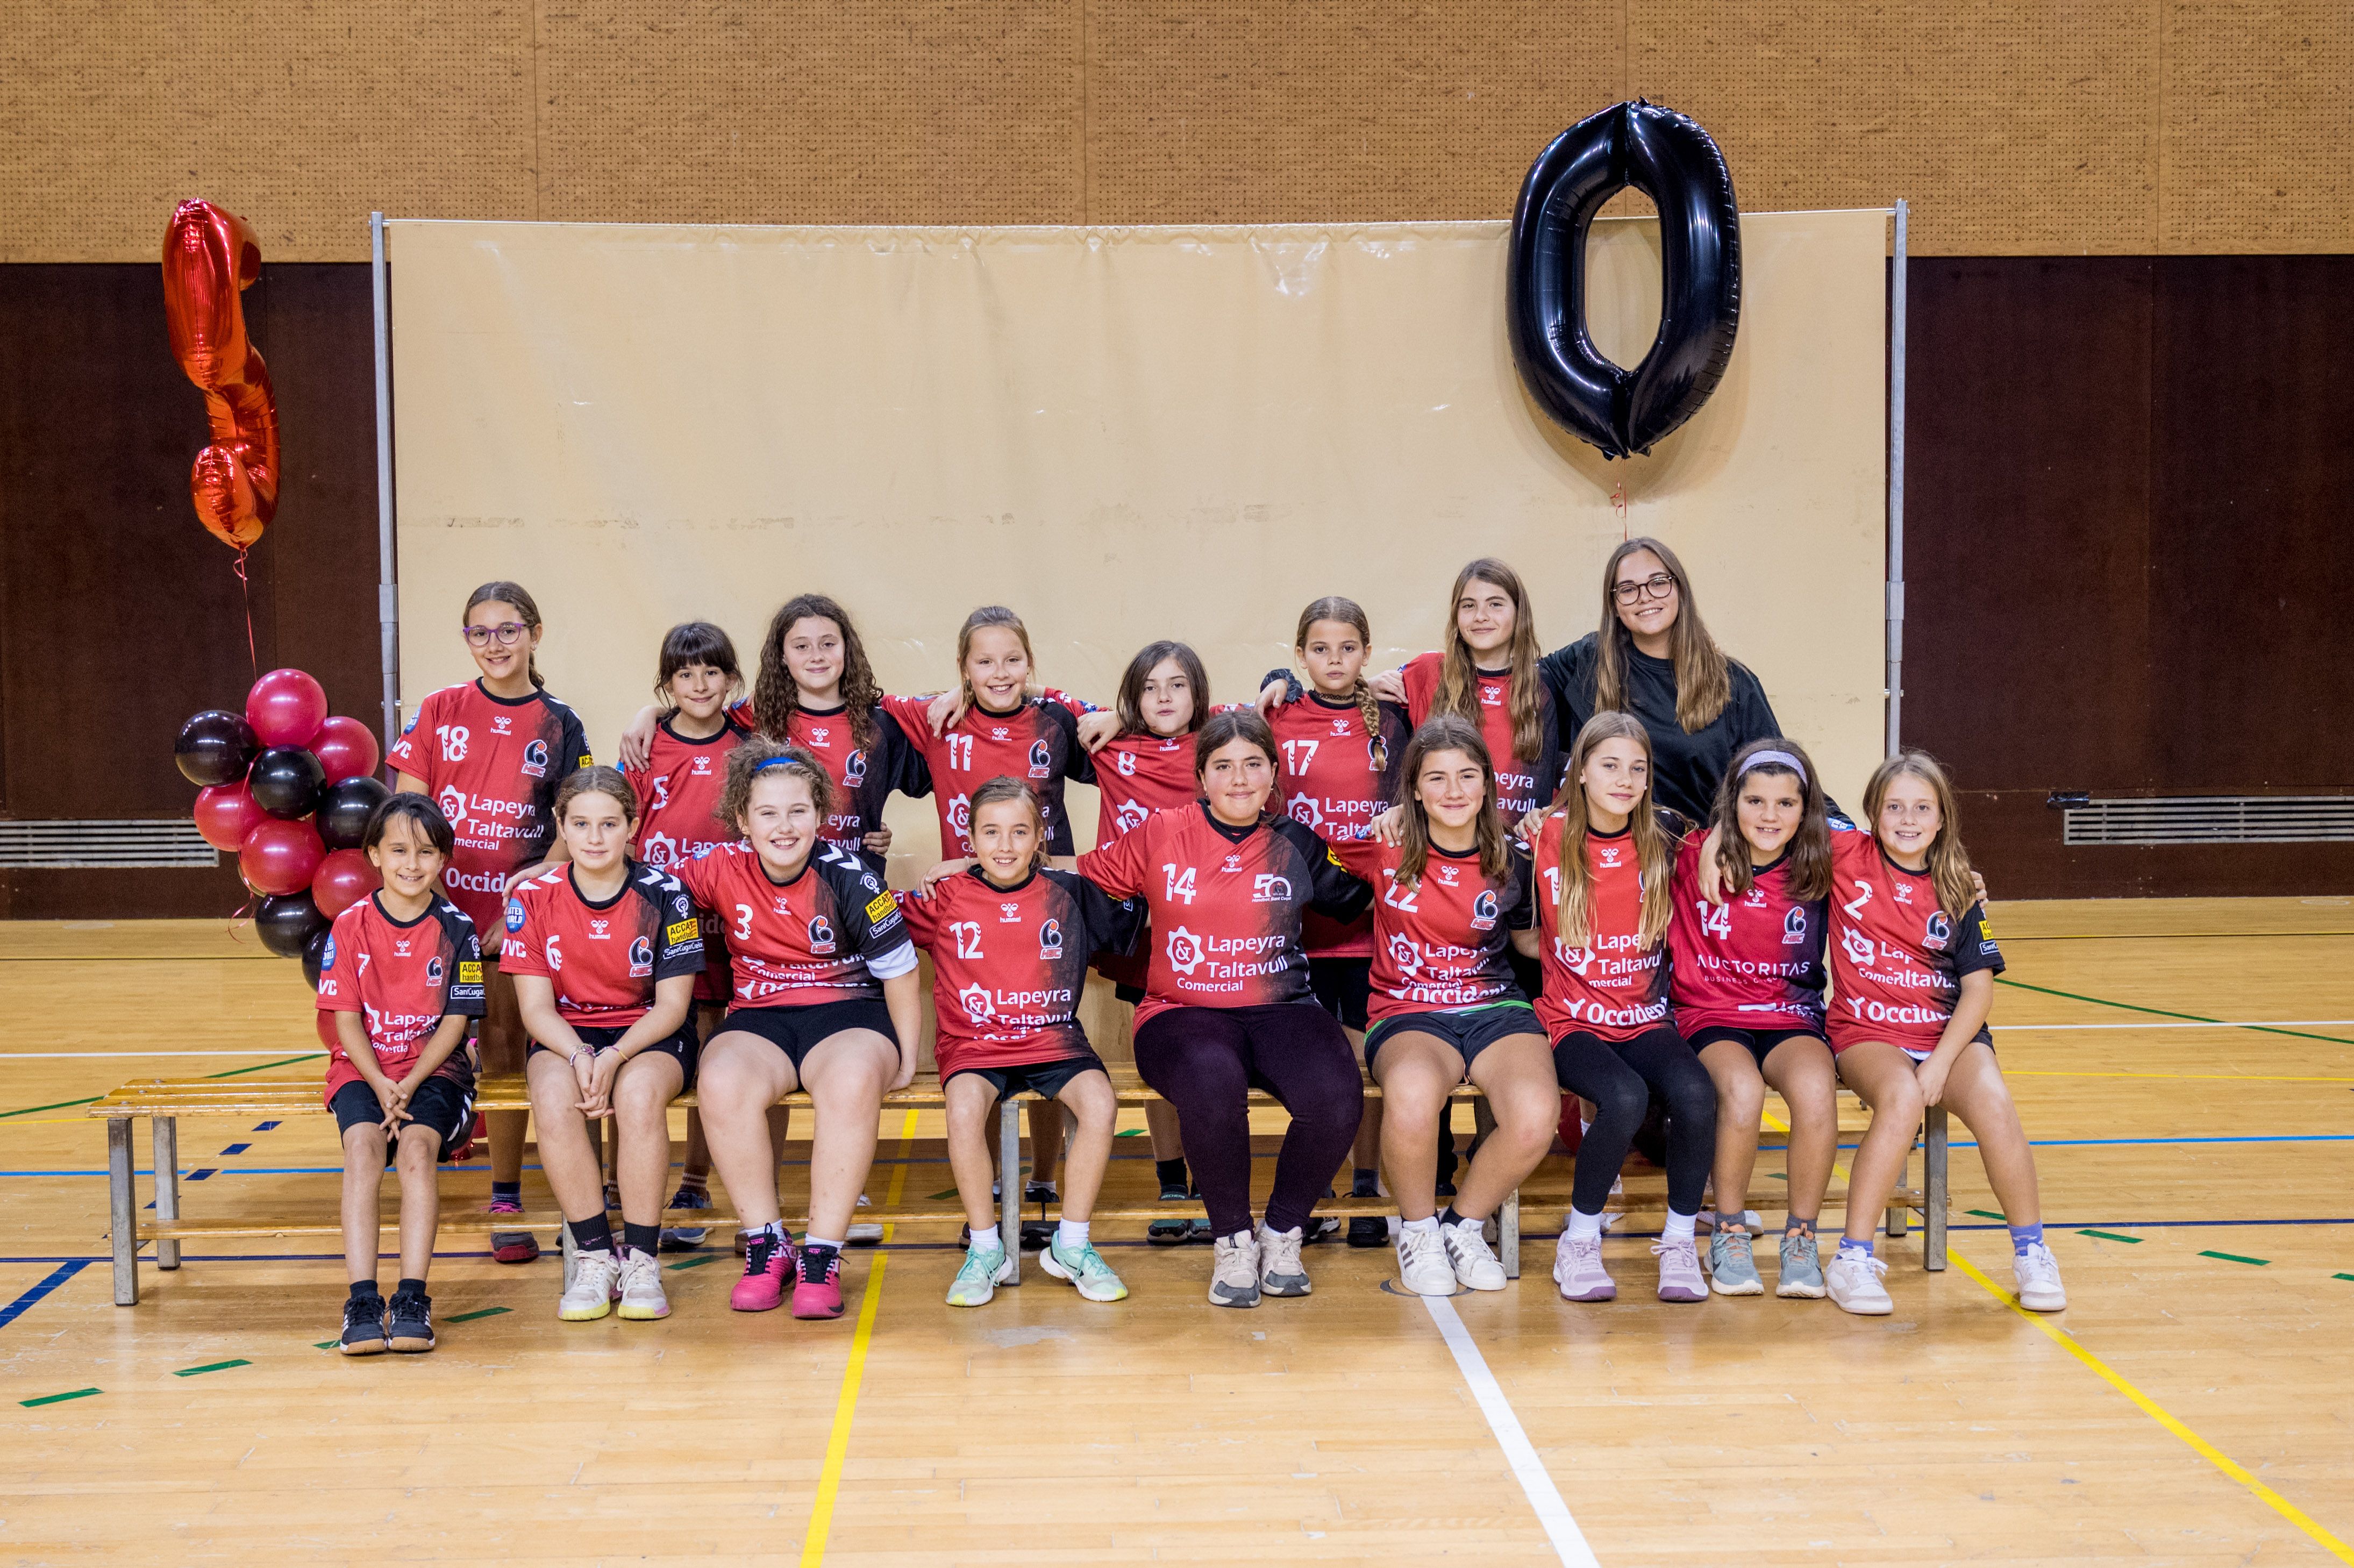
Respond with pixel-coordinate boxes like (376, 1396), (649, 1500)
(175, 669), (389, 985)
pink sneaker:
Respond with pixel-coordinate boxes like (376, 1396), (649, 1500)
(1553, 1232), (1615, 1301)
(792, 1248), (846, 1320)
(488, 1194), (540, 1265)
(1653, 1237), (1708, 1303)
(730, 1230), (794, 1312)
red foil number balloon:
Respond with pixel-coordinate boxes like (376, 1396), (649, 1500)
(161, 200), (280, 551)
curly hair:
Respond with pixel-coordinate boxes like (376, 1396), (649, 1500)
(752, 594), (880, 750)
(716, 736), (833, 837)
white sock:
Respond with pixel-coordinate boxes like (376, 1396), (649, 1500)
(968, 1224), (1001, 1253)
(1565, 1207), (1605, 1244)
(1055, 1219), (1089, 1250)
(1402, 1215), (1441, 1236)
(1663, 1209), (1699, 1244)
(804, 1236), (845, 1252)
(1261, 1223), (1302, 1241)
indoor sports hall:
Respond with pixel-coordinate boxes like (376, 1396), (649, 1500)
(1, 9), (2349, 1565)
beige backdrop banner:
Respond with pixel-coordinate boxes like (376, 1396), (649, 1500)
(389, 213), (1887, 882)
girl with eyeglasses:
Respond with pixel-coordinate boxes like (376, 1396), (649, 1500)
(389, 579), (592, 1267)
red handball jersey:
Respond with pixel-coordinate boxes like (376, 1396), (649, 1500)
(499, 861), (705, 1028)
(898, 866), (1144, 1073)
(1267, 693), (1409, 958)
(1397, 652), (1564, 824)
(880, 693), (1092, 858)
(1076, 802), (1371, 1029)
(1666, 836), (1830, 1035)
(672, 839), (918, 1007)
(626, 714), (746, 1003)
(1088, 729), (1199, 990)
(388, 680), (592, 940)
(1326, 836), (1533, 1021)
(780, 702), (931, 851)
(1824, 831), (2003, 1054)
(314, 893), (487, 1106)
(1529, 815), (1672, 1042)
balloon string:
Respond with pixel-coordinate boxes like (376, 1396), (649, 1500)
(1610, 482), (1629, 536)
(226, 896), (253, 947)
(233, 547), (258, 683)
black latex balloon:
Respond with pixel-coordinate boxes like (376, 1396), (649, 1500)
(255, 890), (328, 959)
(248, 745), (325, 820)
(174, 709), (258, 788)
(315, 775), (391, 851)
(301, 923), (335, 989)
(1507, 100), (1741, 459)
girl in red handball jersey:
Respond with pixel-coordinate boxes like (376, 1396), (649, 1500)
(389, 580), (590, 1267)
(1822, 751), (2060, 1316)
(1330, 716), (1554, 1296)
(1072, 711), (1372, 1309)
(670, 741), (925, 1321)
(1668, 738), (1840, 1302)
(505, 768), (706, 1324)
(315, 794), (487, 1357)
(624, 622), (751, 1248)
(1530, 712), (1717, 1306)
(902, 778), (1143, 1307)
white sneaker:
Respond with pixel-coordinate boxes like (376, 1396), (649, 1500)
(1256, 1222), (1311, 1296)
(2013, 1242), (2067, 1312)
(1826, 1248), (1892, 1315)
(1210, 1230), (1261, 1308)
(560, 1248), (619, 1321)
(846, 1192), (883, 1246)
(1553, 1231), (1615, 1301)
(1395, 1225), (1457, 1295)
(616, 1248), (669, 1320)
(1442, 1220), (1507, 1291)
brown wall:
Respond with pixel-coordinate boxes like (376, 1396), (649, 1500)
(3, 2), (2349, 261)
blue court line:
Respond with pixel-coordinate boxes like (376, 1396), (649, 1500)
(219, 1143), (249, 1155)
(0, 1260), (90, 1329)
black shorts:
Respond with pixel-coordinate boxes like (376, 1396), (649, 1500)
(331, 1075), (476, 1163)
(1685, 1025), (1830, 1068)
(1115, 982), (1146, 1006)
(1365, 1002), (1544, 1074)
(1308, 956), (1372, 1033)
(946, 1053), (1108, 1101)
(528, 1018), (701, 1091)
(717, 997), (897, 1071)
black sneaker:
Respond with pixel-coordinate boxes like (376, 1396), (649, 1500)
(1148, 1182), (1192, 1245)
(1018, 1221), (1055, 1252)
(1023, 1180), (1058, 1207)
(1346, 1216), (1389, 1248)
(339, 1294), (388, 1356)
(386, 1289), (436, 1353)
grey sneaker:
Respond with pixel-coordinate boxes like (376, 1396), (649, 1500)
(1707, 1229), (1764, 1296)
(1777, 1230), (1827, 1299)
(1653, 1237), (1708, 1303)
(1209, 1230), (1261, 1308)
(1256, 1222), (1311, 1296)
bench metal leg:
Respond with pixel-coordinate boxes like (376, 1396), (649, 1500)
(1887, 1135), (1911, 1240)
(999, 1096), (1022, 1286)
(1923, 1103), (1949, 1270)
(152, 1115), (181, 1270)
(108, 1117), (137, 1306)
(1502, 1184), (1521, 1280)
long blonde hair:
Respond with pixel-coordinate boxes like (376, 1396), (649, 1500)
(1551, 712), (1673, 949)
(955, 605), (1037, 711)
(1592, 537), (1730, 732)
(1295, 596), (1389, 772)
(1863, 749), (1978, 920)
(1436, 559), (1544, 761)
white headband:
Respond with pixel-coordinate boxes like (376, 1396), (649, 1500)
(1743, 749), (1808, 786)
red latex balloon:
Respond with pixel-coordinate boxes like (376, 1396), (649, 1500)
(246, 667), (326, 748)
(239, 816), (324, 897)
(311, 715), (381, 784)
(192, 780), (266, 852)
(162, 200), (278, 551)
(311, 847), (379, 919)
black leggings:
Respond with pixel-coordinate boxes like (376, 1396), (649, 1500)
(1552, 1025), (1717, 1217)
(1133, 1001), (1365, 1237)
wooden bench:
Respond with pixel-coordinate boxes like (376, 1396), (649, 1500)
(88, 1072), (1945, 1306)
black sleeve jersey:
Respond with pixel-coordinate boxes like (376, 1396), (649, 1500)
(1045, 866), (1146, 958)
(1270, 816), (1375, 924)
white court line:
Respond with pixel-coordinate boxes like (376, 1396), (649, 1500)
(1422, 1294), (1601, 1568)
(0, 1050), (319, 1059)
(2000, 1020), (2354, 1031)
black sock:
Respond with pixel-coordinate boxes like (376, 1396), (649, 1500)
(1154, 1157), (1188, 1195)
(491, 1179), (520, 1202)
(801, 1241), (840, 1282)
(395, 1277), (426, 1299)
(349, 1280), (382, 1302)
(570, 1212), (614, 1253)
(1440, 1207), (1468, 1230)
(623, 1220), (661, 1257)
(1351, 1167), (1380, 1198)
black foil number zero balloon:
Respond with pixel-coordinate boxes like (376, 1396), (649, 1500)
(1507, 101), (1741, 459)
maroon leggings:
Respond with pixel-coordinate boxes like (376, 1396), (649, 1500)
(1132, 1001), (1364, 1237)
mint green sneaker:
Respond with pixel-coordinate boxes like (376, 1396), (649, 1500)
(946, 1244), (1016, 1307)
(1707, 1228), (1764, 1296)
(1039, 1238), (1129, 1302)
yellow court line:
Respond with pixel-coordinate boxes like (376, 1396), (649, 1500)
(1950, 1251), (2354, 1563)
(798, 1108), (918, 1568)
(2006, 1070), (2354, 1084)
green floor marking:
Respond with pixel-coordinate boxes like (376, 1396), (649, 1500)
(1994, 978), (2354, 1047)
(666, 1255), (719, 1271)
(925, 1189), (960, 1201)
(2198, 1250), (2269, 1266)
(2336, 1273), (2354, 1283)
(174, 1359), (250, 1377)
(312, 1340), (338, 1349)
(0, 1094), (103, 1120)
(445, 1306), (510, 1322)
(203, 1053), (325, 1079)
(2078, 1229), (2143, 1243)
(1966, 1208), (2006, 1220)
(1115, 1128), (1145, 1137)
(22, 1388), (99, 1407)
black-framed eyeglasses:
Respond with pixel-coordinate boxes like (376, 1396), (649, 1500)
(1611, 573), (1677, 605)
(462, 621), (530, 647)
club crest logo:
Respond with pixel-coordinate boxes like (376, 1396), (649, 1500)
(438, 786), (469, 829)
(1841, 926), (1876, 966)
(958, 982), (993, 1023)
(1924, 910), (1951, 951)
(522, 738), (549, 779)
(844, 749), (868, 786)
(1039, 918), (1063, 959)
(1165, 925), (1205, 975)
(1782, 907), (1808, 945)
(628, 935), (653, 977)
(1471, 889), (1499, 931)
(808, 915), (837, 955)
(1027, 739), (1053, 780)
(425, 955), (444, 985)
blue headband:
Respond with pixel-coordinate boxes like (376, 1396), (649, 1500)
(1743, 749), (1808, 786)
(752, 756), (802, 775)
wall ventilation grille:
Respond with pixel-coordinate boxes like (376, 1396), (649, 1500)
(2062, 796), (2354, 846)
(0, 819), (221, 868)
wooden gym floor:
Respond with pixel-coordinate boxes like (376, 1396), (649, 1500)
(1, 899), (2350, 1566)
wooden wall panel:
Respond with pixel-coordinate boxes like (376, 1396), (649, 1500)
(2161, 1), (2354, 252)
